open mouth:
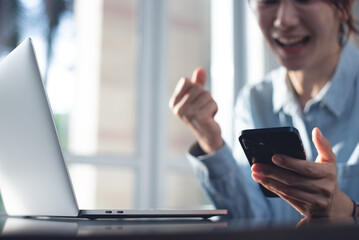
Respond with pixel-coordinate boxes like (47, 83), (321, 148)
(275, 36), (310, 48)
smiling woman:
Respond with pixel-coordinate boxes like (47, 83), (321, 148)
(168, 0), (359, 220)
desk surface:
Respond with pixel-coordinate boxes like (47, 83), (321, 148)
(0, 215), (358, 240)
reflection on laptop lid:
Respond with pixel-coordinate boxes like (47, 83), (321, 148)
(0, 38), (227, 219)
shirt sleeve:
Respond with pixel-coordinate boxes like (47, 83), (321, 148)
(187, 142), (273, 219)
(185, 84), (280, 219)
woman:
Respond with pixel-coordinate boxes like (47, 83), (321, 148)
(169, 0), (359, 220)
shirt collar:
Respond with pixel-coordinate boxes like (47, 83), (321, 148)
(272, 41), (359, 117)
(320, 41), (359, 117)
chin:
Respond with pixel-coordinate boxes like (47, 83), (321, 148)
(282, 64), (305, 71)
(278, 58), (307, 71)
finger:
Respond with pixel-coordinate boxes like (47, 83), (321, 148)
(197, 99), (218, 120)
(312, 127), (336, 164)
(169, 77), (192, 108)
(253, 173), (328, 211)
(191, 67), (207, 86)
(260, 176), (309, 212)
(296, 218), (310, 228)
(178, 91), (215, 122)
(172, 86), (210, 121)
(188, 100), (219, 128)
(190, 91), (214, 114)
(171, 83), (203, 115)
(252, 163), (322, 192)
(272, 154), (331, 179)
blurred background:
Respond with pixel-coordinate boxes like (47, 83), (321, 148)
(0, 0), (358, 211)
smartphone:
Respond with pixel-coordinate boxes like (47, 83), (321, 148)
(238, 127), (306, 197)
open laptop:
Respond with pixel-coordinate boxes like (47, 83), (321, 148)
(0, 38), (227, 219)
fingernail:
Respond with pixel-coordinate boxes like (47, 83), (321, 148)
(251, 164), (263, 173)
(272, 155), (283, 164)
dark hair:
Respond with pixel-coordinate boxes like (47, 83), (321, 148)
(328, 0), (359, 37)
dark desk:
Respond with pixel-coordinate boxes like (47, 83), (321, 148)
(0, 215), (358, 240)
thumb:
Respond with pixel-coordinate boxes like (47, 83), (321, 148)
(312, 127), (336, 163)
(191, 67), (207, 86)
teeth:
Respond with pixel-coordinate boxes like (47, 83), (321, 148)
(277, 36), (305, 45)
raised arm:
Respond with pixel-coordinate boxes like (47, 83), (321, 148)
(169, 67), (224, 154)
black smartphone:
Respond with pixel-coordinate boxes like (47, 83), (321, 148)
(238, 127), (306, 197)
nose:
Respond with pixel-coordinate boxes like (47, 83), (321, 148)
(274, 1), (300, 29)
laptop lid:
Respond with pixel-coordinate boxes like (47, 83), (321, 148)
(0, 38), (227, 219)
(0, 38), (79, 217)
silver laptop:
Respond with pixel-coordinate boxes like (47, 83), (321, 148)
(0, 38), (227, 219)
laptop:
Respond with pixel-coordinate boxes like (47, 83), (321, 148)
(0, 38), (227, 219)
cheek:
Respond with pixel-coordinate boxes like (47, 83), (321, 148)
(306, 7), (341, 40)
(257, 16), (273, 41)
(309, 19), (340, 46)
(257, 13), (271, 29)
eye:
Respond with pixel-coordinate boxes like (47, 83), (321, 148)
(258, 0), (280, 5)
(295, 0), (311, 4)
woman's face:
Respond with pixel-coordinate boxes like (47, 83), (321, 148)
(254, 0), (343, 71)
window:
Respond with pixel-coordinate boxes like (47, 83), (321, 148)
(0, 0), (281, 211)
(166, 0), (211, 207)
(5, 0), (212, 210)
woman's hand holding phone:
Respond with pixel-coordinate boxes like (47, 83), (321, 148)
(170, 69), (355, 218)
(251, 127), (354, 218)
(169, 67), (224, 154)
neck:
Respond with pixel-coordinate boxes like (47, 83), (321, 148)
(288, 48), (341, 110)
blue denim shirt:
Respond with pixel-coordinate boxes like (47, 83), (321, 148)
(187, 41), (359, 220)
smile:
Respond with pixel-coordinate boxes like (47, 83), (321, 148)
(275, 36), (310, 47)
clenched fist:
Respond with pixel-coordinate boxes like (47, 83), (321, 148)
(169, 67), (224, 154)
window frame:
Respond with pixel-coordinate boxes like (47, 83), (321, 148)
(65, 0), (195, 209)
(64, 0), (259, 209)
